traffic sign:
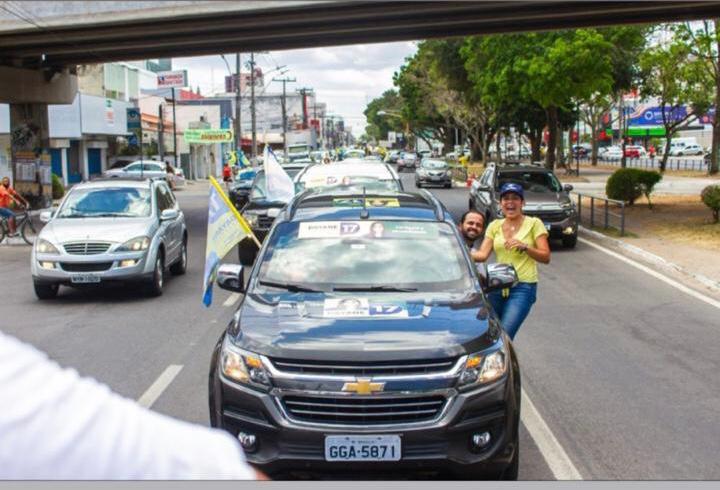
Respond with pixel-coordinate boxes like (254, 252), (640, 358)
(157, 70), (188, 89)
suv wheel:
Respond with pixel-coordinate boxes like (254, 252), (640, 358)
(562, 234), (578, 249)
(501, 435), (520, 480)
(34, 281), (59, 300)
(170, 239), (187, 275)
(146, 253), (164, 297)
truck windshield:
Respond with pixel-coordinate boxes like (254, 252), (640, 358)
(498, 172), (562, 193)
(57, 187), (152, 218)
(257, 220), (473, 292)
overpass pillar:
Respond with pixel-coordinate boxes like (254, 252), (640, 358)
(8, 103), (53, 207)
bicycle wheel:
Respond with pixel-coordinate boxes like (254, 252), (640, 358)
(0, 221), (6, 244)
(21, 217), (38, 245)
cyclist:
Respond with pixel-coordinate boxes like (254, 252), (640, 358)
(1, 177), (29, 236)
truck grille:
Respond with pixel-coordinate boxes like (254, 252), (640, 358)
(64, 242), (111, 255)
(270, 358), (457, 376)
(60, 262), (113, 272)
(281, 395), (446, 425)
(525, 210), (566, 222)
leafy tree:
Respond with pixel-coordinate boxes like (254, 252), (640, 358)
(363, 89), (404, 144)
(638, 29), (713, 172)
(675, 20), (720, 175)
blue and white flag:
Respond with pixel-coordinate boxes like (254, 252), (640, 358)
(239, 150), (252, 167)
(263, 145), (295, 203)
(202, 177), (258, 307)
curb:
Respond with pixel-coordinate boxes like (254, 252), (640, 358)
(579, 225), (720, 292)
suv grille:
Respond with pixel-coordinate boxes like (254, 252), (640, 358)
(270, 358), (457, 376)
(64, 242), (111, 255)
(281, 395), (446, 425)
(60, 262), (113, 272)
(257, 215), (275, 229)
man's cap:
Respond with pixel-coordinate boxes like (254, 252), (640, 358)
(499, 182), (524, 199)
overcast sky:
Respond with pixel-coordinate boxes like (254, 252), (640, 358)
(172, 41), (418, 137)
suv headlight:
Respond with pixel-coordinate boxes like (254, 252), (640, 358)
(457, 345), (508, 390)
(220, 340), (271, 390)
(116, 236), (150, 252)
(561, 202), (576, 216)
(243, 212), (259, 228)
(36, 238), (60, 254)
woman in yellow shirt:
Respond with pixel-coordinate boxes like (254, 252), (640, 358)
(471, 183), (550, 340)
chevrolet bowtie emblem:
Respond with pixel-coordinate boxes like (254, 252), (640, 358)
(342, 378), (385, 395)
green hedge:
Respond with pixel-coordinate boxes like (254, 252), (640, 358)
(51, 173), (65, 200)
(606, 168), (662, 207)
(701, 185), (720, 223)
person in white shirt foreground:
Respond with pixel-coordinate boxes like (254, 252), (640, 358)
(0, 330), (267, 480)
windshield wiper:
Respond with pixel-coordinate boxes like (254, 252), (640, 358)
(332, 285), (418, 292)
(90, 213), (135, 217)
(258, 280), (322, 293)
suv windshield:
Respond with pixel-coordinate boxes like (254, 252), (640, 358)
(497, 171), (562, 193)
(421, 160), (448, 170)
(257, 220), (472, 292)
(57, 187), (152, 218)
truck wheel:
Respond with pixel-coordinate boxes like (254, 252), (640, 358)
(562, 234), (578, 249)
(501, 436), (519, 480)
(170, 239), (187, 275)
(145, 253), (164, 297)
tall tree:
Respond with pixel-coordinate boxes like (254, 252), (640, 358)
(363, 89), (404, 144)
(675, 20), (720, 175)
(639, 29), (713, 172)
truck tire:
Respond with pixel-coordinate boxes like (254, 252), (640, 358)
(562, 234), (578, 249)
(34, 281), (59, 300)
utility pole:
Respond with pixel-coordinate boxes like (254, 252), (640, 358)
(249, 53), (257, 159)
(296, 87), (314, 129)
(235, 53), (242, 160)
(272, 76), (296, 159)
(158, 103), (164, 161)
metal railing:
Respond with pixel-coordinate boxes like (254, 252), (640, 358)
(577, 156), (707, 172)
(574, 192), (626, 236)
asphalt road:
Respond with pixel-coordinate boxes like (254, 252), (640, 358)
(2, 173), (719, 480)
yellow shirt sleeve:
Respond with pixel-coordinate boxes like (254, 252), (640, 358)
(485, 219), (501, 240)
(530, 217), (549, 242)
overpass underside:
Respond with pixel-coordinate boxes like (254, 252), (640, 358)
(2, 1), (720, 70)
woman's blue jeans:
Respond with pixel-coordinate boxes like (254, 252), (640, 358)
(487, 282), (537, 340)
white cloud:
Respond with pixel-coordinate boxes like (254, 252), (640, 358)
(172, 41), (418, 137)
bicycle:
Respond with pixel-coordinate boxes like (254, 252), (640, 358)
(0, 205), (39, 245)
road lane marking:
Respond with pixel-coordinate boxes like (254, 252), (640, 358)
(223, 292), (242, 307)
(578, 237), (720, 311)
(137, 365), (183, 408)
(521, 389), (583, 480)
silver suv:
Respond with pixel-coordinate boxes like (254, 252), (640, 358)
(31, 178), (187, 299)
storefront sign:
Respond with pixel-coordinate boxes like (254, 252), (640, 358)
(157, 70), (188, 89)
(184, 129), (234, 144)
(126, 108), (141, 130)
(628, 106), (688, 126)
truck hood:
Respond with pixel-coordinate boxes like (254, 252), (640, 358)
(41, 217), (156, 245)
(522, 190), (571, 210)
(231, 292), (500, 361)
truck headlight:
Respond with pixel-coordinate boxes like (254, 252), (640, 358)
(36, 238), (60, 254)
(220, 340), (271, 390)
(458, 345), (508, 389)
(116, 236), (150, 252)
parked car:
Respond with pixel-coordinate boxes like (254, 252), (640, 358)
(236, 163), (310, 266)
(469, 163), (578, 248)
(105, 160), (167, 180)
(31, 178), (187, 299)
(397, 152), (418, 172)
(624, 145), (647, 158)
(675, 143), (704, 156)
(415, 158), (452, 188)
(208, 189), (521, 479)
(601, 146), (623, 159)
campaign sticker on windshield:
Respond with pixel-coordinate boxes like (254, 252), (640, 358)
(324, 298), (370, 318)
(333, 198), (365, 207)
(382, 222), (438, 238)
(365, 198), (399, 208)
(299, 221), (438, 239)
(369, 303), (409, 318)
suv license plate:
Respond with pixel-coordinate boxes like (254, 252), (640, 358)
(71, 274), (101, 284)
(325, 435), (401, 461)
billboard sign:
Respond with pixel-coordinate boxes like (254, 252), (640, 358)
(628, 105), (688, 126)
(157, 70), (188, 89)
(184, 129), (234, 144)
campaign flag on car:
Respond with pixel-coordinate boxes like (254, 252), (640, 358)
(202, 177), (259, 307)
(239, 150), (252, 167)
(263, 145), (295, 203)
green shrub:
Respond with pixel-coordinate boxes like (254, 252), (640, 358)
(605, 168), (662, 206)
(701, 184), (720, 223)
(51, 173), (65, 200)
